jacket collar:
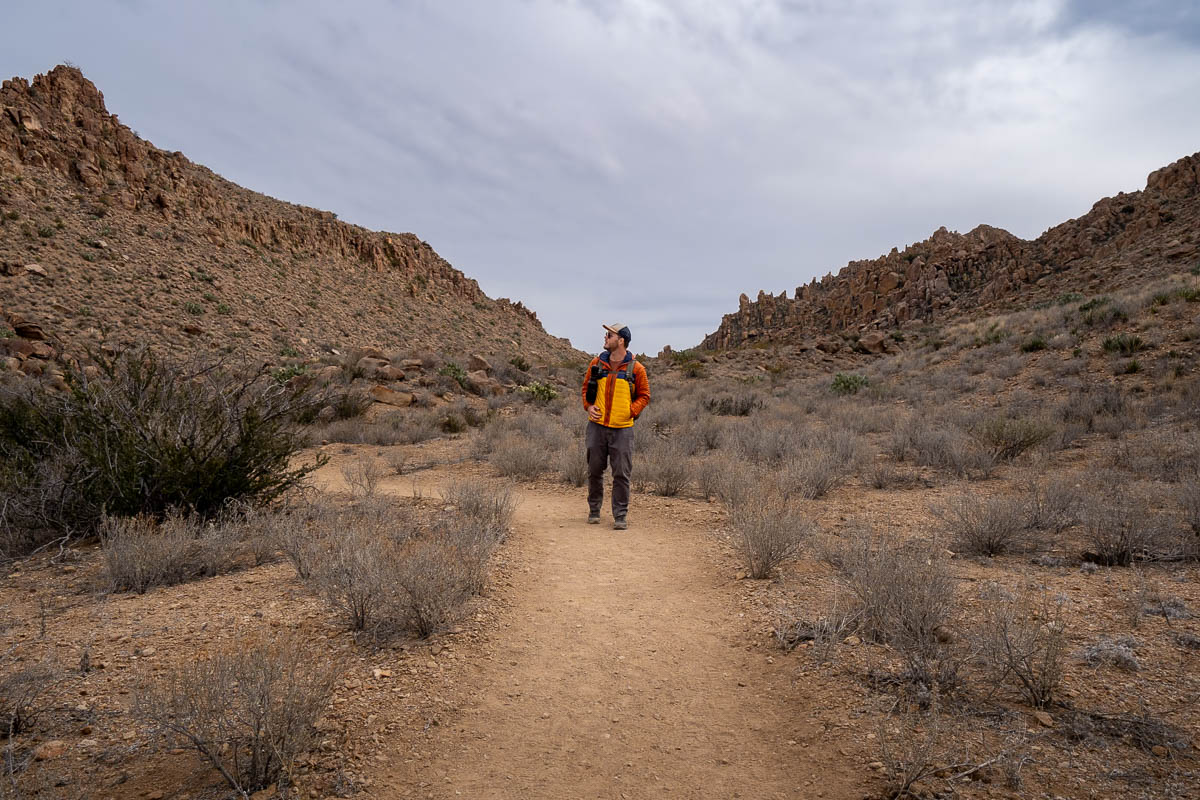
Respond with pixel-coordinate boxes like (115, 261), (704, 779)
(599, 350), (632, 368)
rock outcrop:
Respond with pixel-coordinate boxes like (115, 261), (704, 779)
(0, 66), (582, 366)
(701, 151), (1200, 350)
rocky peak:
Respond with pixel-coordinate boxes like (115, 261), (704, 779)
(702, 150), (1200, 351)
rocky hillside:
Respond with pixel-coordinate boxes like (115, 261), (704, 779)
(701, 150), (1200, 353)
(0, 66), (582, 372)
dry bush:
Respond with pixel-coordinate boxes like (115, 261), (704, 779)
(341, 454), (385, 497)
(100, 512), (245, 594)
(973, 416), (1055, 461)
(835, 529), (958, 689)
(906, 419), (995, 479)
(937, 492), (1027, 556)
(876, 693), (950, 800)
(393, 535), (477, 636)
(136, 634), (339, 795)
(773, 593), (858, 662)
(441, 479), (515, 532)
(268, 502), (338, 580)
(1080, 477), (1163, 566)
(639, 442), (693, 497)
(1079, 636), (1141, 671)
(867, 459), (900, 490)
(1021, 474), (1083, 535)
(385, 449), (408, 475)
(558, 447), (588, 487)
(728, 497), (814, 579)
(489, 433), (551, 479)
(724, 419), (802, 466)
(975, 584), (1067, 708)
(776, 449), (845, 500)
(1, 649), (56, 740)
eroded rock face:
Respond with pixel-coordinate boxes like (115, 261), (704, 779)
(700, 151), (1200, 351)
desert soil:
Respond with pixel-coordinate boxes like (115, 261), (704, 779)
(314, 457), (863, 799)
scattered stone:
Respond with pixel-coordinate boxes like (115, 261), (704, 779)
(32, 741), (67, 761)
(372, 668), (392, 679)
(23, 263), (47, 278)
(844, 636), (862, 646)
(1033, 711), (1055, 728)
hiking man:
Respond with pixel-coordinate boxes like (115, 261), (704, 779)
(582, 322), (650, 530)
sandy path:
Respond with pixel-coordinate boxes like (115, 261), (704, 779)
(359, 469), (862, 799)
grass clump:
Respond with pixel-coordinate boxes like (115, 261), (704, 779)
(1102, 333), (1146, 355)
(975, 584), (1067, 708)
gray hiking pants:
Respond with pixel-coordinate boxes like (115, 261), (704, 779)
(586, 421), (634, 520)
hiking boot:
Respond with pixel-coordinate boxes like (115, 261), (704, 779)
(612, 517), (628, 531)
(587, 512), (601, 525)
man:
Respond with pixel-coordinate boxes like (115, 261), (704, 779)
(581, 322), (650, 530)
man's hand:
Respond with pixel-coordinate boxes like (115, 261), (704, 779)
(586, 404), (601, 422)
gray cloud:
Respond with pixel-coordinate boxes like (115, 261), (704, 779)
(4, 0), (1200, 355)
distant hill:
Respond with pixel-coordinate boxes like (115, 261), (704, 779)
(0, 66), (583, 369)
(701, 150), (1200, 353)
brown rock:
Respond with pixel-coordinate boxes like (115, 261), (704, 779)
(8, 315), (46, 341)
(468, 354), (492, 373)
(28, 341), (55, 360)
(857, 332), (887, 354)
(356, 356), (390, 377)
(375, 365), (406, 382)
(23, 264), (47, 278)
(1032, 711), (1055, 728)
(1, 357), (19, 372)
(32, 741), (67, 761)
(400, 359), (424, 371)
(369, 385), (414, 407)
(181, 324), (203, 335)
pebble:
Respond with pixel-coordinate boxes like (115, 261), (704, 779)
(32, 741), (67, 760)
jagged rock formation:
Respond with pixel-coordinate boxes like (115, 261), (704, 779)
(701, 151), (1200, 351)
(0, 66), (581, 368)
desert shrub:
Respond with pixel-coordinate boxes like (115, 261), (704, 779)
(776, 449), (845, 500)
(867, 459), (900, 490)
(973, 416), (1054, 461)
(332, 389), (372, 420)
(1102, 333), (1146, 355)
(100, 512), (247, 593)
(441, 478), (515, 532)
(509, 355), (531, 372)
(975, 584), (1067, 708)
(0, 349), (323, 548)
(835, 531), (955, 666)
(875, 692), (950, 800)
(728, 497), (814, 579)
(639, 442), (692, 496)
(1081, 478), (1162, 566)
(937, 492), (1026, 556)
(830, 372), (869, 396)
(395, 534), (479, 636)
(136, 634), (339, 795)
(518, 381), (558, 404)
(1080, 636), (1141, 671)
(1020, 335), (1047, 353)
(725, 419), (802, 465)
(558, 447), (588, 487)
(907, 420), (995, 479)
(1, 650), (56, 739)
(437, 361), (470, 390)
(341, 455), (385, 497)
(489, 433), (551, 479)
(1020, 474), (1083, 538)
(701, 391), (763, 416)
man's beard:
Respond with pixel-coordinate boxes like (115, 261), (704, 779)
(603, 342), (614, 352)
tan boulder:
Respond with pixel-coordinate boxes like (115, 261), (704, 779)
(32, 741), (66, 761)
(314, 364), (342, 384)
(28, 341), (55, 360)
(857, 332), (887, 354)
(23, 263), (47, 278)
(375, 365), (406, 382)
(369, 385), (414, 407)
(400, 359), (424, 371)
(8, 315), (46, 341)
(468, 354), (492, 373)
(356, 356), (390, 376)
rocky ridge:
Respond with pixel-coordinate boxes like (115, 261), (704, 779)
(701, 151), (1200, 352)
(0, 66), (582, 375)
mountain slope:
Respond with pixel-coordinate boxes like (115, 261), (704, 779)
(701, 151), (1200, 351)
(0, 66), (582, 367)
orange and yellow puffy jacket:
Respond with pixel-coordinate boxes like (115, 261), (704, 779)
(581, 351), (650, 429)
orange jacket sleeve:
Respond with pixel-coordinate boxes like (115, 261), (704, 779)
(630, 361), (650, 419)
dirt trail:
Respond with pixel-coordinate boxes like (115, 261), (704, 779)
(363, 469), (863, 800)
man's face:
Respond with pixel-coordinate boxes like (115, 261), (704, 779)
(603, 330), (618, 352)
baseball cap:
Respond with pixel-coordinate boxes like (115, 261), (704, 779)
(603, 322), (631, 344)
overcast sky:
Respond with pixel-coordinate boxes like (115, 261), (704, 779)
(6, 1), (1200, 354)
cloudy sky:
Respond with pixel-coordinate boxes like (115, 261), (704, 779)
(6, 1), (1200, 354)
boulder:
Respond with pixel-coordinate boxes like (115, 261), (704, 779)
(8, 315), (46, 341)
(355, 356), (390, 377)
(375, 365), (406, 382)
(314, 364), (342, 384)
(23, 264), (47, 278)
(857, 332), (887, 354)
(468, 354), (492, 373)
(32, 741), (66, 761)
(400, 359), (424, 371)
(369, 385), (414, 407)
(27, 341), (55, 360)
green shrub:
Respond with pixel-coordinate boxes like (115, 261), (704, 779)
(509, 355), (530, 372)
(518, 381), (558, 404)
(1021, 335), (1047, 353)
(270, 364), (307, 385)
(1102, 333), (1145, 355)
(183, 301), (204, 315)
(1056, 292), (1083, 305)
(438, 361), (470, 390)
(0, 348), (325, 547)
(830, 373), (869, 396)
